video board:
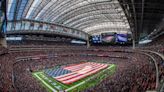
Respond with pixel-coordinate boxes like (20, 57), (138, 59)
(91, 35), (102, 44)
(90, 32), (132, 45)
(101, 32), (116, 43)
(116, 34), (128, 43)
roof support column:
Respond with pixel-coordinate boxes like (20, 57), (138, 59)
(13, 0), (20, 20)
(132, 38), (135, 49)
(131, 0), (137, 49)
(87, 36), (90, 48)
(131, 28), (135, 49)
(139, 0), (145, 41)
(0, 0), (7, 48)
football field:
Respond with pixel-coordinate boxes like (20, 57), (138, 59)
(32, 62), (116, 92)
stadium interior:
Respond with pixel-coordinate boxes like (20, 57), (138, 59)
(0, 0), (164, 92)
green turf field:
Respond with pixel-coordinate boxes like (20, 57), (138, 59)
(32, 64), (116, 92)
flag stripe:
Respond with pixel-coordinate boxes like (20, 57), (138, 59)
(62, 65), (108, 84)
(56, 64), (105, 81)
(55, 72), (76, 79)
(64, 62), (101, 71)
(55, 62), (108, 85)
(64, 62), (101, 72)
(63, 62), (86, 69)
(55, 63), (103, 79)
(64, 62), (90, 70)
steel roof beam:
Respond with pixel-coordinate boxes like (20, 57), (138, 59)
(54, 2), (120, 23)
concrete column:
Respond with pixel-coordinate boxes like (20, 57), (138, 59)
(132, 39), (135, 49)
(0, 37), (7, 48)
(87, 36), (90, 48)
(87, 40), (90, 48)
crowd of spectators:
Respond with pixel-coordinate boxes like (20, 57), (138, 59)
(139, 35), (164, 53)
(147, 35), (164, 47)
(0, 46), (13, 91)
(144, 51), (164, 90)
(0, 40), (163, 92)
(84, 52), (156, 92)
(0, 46), (8, 55)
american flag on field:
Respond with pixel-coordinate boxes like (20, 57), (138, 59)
(45, 62), (108, 85)
(46, 62), (108, 85)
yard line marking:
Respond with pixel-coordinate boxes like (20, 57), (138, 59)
(34, 73), (57, 92)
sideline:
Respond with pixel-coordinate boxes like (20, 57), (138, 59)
(33, 73), (57, 92)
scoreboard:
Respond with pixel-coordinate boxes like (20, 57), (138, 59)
(101, 32), (116, 43)
(90, 32), (132, 45)
(91, 35), (102, 44)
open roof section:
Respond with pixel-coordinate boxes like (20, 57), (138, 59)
(7, 0), (130, 35)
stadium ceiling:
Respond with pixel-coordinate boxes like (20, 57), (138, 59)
(7, 0), (130, 35)
(7, 0), (164, 37)
(119, 0), (164, 40)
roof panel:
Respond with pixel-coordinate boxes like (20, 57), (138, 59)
(7, 0), (130, 35)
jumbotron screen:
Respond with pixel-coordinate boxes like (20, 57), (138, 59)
(116, 34), (128, 42)
(91, 35), (102, 44)
(91, 33), (131, 44)
(101, 33), (116, 43)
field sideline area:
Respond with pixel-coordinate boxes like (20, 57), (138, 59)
(32, 63), (116, 92)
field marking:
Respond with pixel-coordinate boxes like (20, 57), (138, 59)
(40, 73), (68, 90)
(65, 80), (85, 91)
(33, 64), (116, 92)
(34, 73), (57, 92)
(34, 72), (68, 90)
